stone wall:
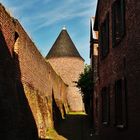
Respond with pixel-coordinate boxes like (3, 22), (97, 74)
(0, 3), (68, 140)
(0, 4), (38, 139)
(48, 57), (84, 112)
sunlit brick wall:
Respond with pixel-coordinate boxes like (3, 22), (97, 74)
(48, 57), (84, 112)
(0, 3), (68, 139)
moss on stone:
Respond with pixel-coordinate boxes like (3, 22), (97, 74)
(46, 129), (67, 140)
(67, 111), (86, 115)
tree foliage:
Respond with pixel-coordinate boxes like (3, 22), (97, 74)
(76, 64), (93, 113)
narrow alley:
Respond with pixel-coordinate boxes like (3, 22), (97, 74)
(0, 0), (140, 140)
(54, 113), (99, 140)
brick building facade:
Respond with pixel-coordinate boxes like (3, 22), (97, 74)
(0, 3), (68, 140)
(91, 0), (140, 139)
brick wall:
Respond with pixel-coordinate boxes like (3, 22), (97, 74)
(0, 3), (68, 140)
(48, 57), (85, 112)
(0, 4), (38, 139)
(14, 18), (68, 139)
(93, 0), (140, 139)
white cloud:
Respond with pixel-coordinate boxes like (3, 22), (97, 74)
(17, 0), (97, 32)
(0, 0), (97, 25)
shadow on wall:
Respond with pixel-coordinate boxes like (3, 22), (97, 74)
(52, 90), (64, 130)
(0, 29), (38, 139)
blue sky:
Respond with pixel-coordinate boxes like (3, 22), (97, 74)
(0, 0), (97, 64)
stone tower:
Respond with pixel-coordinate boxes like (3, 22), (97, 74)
(46, 27), (84, 112)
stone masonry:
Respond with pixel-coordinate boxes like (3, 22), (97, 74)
(0, 3), (68, 140)
(46, 28), (85, 112)
(47, 57), (84, 112)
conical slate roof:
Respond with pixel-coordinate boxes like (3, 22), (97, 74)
(46, 27), (84, 61)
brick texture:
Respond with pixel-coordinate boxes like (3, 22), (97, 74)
(92, 0), (140, 139)
(48, 57), (85, 112)
(0, 3), (68, 140)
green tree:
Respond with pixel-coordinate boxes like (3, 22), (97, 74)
(76, 64), (93, 113)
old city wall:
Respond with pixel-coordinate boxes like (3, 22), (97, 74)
(0, 4), (39, 139)
(0, 3), (68, 140)
(48, 57), (84, 112)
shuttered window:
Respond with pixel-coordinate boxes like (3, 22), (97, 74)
(112, 0), (125, 47)
(99, 13), (109, 59)
(101, 87), (110, 125)
(115, 78), (127, 128)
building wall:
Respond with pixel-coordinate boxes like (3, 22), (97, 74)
(14, 20), (68, 139)
(90, 41), (99, 132)
(47, 57), (84, 112)
(93, 0), (140, 139)
(0, 4), (38, 140)
(0, 3), (68, 140)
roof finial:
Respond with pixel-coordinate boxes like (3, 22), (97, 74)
(62, 25), (66, 30)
